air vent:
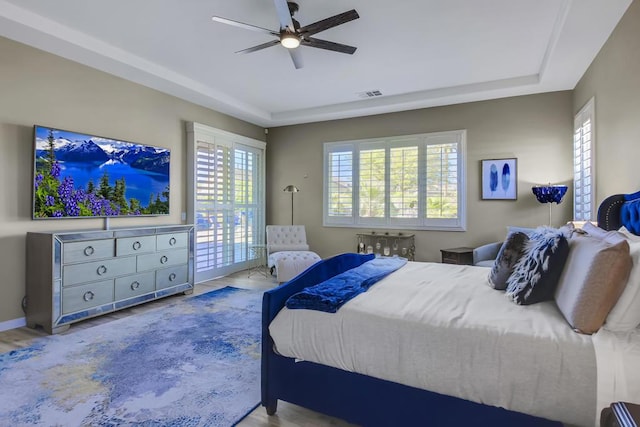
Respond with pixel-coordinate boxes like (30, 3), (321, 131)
(357, 90), (383, 99)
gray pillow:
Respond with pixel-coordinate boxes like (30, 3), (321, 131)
(488, 232), (529, 290)
(555, 229), (632, 334)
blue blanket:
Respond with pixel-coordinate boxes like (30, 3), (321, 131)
(285, 256), (408, 313)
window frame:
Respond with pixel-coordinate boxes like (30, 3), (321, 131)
(323, 130), (466, 231)
(186, 122), (266, 283)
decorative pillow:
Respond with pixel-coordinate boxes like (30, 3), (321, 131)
(554, 227), (632, 334)
(505, 226), (571, 305)
(488, 232), (529, 290)
(580, 221), (610, 239)
(604, 226), (640, 331)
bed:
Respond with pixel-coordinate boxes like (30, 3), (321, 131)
(261, 192), (640, 426)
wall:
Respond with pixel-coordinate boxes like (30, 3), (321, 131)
(0, 36), (265, 325)
(573, 0), (640, 203)
(266, 92), (573, 262)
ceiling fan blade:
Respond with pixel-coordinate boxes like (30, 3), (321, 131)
(273, 0), (295, 31)
(289, 49), (303, 69)
(299, 10), (359, 37)
(302, 37), (357, 55)
(211, 16), (279, 37)
(235, 40), (280, 54)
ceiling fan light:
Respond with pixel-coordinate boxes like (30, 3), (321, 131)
(281, 33), (300, 49)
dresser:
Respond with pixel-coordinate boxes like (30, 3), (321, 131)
(26, 225), (194, 334)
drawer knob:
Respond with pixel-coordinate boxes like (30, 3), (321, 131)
(83, 291), (95, 301)
(169, 273), (177, 281)
(132, 241), (142, 250)
(130, 281), (140, 290)
(169, 237), (177, 246)
(84, 246), (95, 256)
(96, 265), (108, 275)
(160, 255), (168, 264)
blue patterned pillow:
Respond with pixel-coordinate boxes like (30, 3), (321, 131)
(505, 226), (571, 305)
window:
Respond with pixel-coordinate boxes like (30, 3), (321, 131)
(323, 130), (466, 231)
(187, 122), (265, 283)
(574, 98), (595, 221)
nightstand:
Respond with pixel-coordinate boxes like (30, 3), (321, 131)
(601, 402), (640, 427)
(440, 247), (474, 265)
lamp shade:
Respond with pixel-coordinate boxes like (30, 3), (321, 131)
(532, 185), (568, 204)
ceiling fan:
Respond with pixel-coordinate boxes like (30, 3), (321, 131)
(211, 0), (359, 69)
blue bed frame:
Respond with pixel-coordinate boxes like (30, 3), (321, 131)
(261, 253), (560, 426)
(597, 190), (640, 233)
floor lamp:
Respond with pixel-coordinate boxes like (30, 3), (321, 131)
(283, 185), (299, 225)
(532, 184), (568, 225)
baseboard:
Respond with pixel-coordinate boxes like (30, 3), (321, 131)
(0, 316), (26, 332)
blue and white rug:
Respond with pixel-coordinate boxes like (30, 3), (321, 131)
(0, 286), (263, 427)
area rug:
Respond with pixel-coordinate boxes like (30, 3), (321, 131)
(0, 286), (263, 427)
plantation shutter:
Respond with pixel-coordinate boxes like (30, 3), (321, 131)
(425, 139), (459, 220)
(326, 148), (354, 221)
(187, 122), (265, 283)
(390, 146), (418, 219)
(359, 147), (386, 219)
(233, 146), (263, 263)
(574, 98), (595, 221)
(195, 139), (234, 272)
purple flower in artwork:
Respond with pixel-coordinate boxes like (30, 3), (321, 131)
(102, 200), (115, 216)
(45, 195), (55, 206)
(35, 174), (43, 190)
(52, 211), (63, 217)
(50, 161), (61, 179)
(58, 177), (80, 216)
(86, 193), (103, 216)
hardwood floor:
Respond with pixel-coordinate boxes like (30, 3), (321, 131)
(0, 270), (356, 427)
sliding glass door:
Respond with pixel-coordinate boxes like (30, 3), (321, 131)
(187, 123), (265, 283)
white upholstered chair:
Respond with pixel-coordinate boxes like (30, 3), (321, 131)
(266, 225), (321, 282)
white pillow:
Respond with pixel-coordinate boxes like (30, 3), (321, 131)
(604, 226), (640, 331)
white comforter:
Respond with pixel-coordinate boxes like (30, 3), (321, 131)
(270, 261), (597, 426)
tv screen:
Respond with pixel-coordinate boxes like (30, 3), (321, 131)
(33, 125), (170, 218)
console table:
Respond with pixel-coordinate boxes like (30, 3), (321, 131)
(356, 232), (415, 261)
(26, 225), (194, 334)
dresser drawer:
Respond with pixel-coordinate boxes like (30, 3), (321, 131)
(116, 235), (156, 256)
(62, 280), (114, 314)
(137, 248), (188, 271)
(156, 232), (188, 250)
(114, 271), (156, 300)
(63, 239), (114, 264)
(63, 256), (137, 287)
(156, 265), (189, 290)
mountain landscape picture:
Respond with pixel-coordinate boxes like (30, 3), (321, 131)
(33, 126), (170, 218)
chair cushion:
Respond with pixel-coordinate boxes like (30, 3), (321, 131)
(269, 251), (322, 283)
